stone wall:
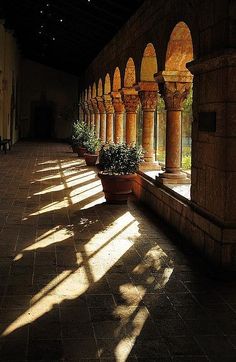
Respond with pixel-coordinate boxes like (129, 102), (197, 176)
(133, 173), (236, 272)
(0, 22), (20, 144)
(20, 59), (78, 140)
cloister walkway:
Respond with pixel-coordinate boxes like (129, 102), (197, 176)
(0, 142), (236, 361)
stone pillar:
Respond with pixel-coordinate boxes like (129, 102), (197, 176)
(155, 71), (192, 184)
(84, 101), (90, 127)
(135, 82), (160, 169)
(91, 98), (100, 138)
(88, 101), (94, 130)
(111, 92), (125, 144)
(103, 95), (114, 143)
(96, 96), (106, 143)
(121, 88), (140, 145)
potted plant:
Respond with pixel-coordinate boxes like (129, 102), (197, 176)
(83, 131), (101, 166)
(98, 143), (144, 204)
(71, 120), (89, 157)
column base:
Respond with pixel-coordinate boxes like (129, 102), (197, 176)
(139, 161), (161, 171)
(157, 171), (191, 185)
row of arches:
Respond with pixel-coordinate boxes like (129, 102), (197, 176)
(79, 21), (194, 187)
(81, 22), (193, 101)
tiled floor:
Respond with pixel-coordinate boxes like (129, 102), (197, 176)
(0, 142), (236, 361)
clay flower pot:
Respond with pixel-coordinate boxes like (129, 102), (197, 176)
(98, 172), (137, 204)
(77, 147), (87, 157)
(84, 153), (98, 166)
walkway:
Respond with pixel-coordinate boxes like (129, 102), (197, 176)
(0, 142), (236, 361)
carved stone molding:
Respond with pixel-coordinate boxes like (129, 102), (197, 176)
(187, 50), (236, 75)
(139, 91), (158, 111)
(96, 96), (106, 114)
(159, 81), (192, 111)
(111, 93), (125, 113)
(90, 98), (99, 114)
(155, 71), (193, 111)
(103, 95), (114, 114)
(84, 101), (90, 115)
(123, 94), (140, 113)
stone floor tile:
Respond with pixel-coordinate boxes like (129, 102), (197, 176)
(0, 142), (236, 361)
(27, 339), (64, 360)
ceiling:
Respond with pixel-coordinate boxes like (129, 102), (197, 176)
(1, 0), (144, 75)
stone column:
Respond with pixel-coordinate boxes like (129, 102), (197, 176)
(103, 95), (114, 143)
(111, 92), (125, 144)
(91, 98), (100, 138)
(88, 101), (95, 130)
(135, 82), (160, 169)
(155, 71), (192, 184)
(121, 88), (140, 145)
(84, 101), (90, 127)
(96, 96), (106, 143)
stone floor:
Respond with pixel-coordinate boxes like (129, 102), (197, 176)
(0, 142), (236, 361)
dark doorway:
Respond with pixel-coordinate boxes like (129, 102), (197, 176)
(31, 93), (55, 139)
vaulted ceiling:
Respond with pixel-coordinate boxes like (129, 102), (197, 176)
(1, 0), (144, 75)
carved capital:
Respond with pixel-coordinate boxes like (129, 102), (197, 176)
(96, 96), (106, 114)
(123, 94), (140, 113)
(103, 95), (114, 114)
(84, 101), (90, 115)
(159, 81), (191, 111)
(90, 98), (99, 114)
(139, 91), (158, 111)
(111, 92), (125, 113)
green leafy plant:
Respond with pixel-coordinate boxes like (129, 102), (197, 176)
(99, 143), (144, 175)
(182, 154), (191, 170)
(84, 131), (101, 154)
(71, 120), (89, 147)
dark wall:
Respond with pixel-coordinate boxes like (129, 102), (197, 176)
(20, 59), (78, 140)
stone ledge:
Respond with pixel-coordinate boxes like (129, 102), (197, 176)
(133, 173), (236, 271)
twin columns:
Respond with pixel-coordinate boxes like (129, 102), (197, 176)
(81, 71), (192, 184)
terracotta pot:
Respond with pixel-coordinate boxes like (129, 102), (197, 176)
(72, 144), (79, 153)
(77, 147), (87, 157)
(98, 172), (137, 204)
(84, 153), (98, 166)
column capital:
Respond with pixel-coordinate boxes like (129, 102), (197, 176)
(87, 100), (94, 113)
(155, 71), (193, 111)
(111, 91), (125, 113)
(96, 96), (106, 114)
(121, 88), (140, 113)
(103, 94), (114, 114)
(84, 101), (90, 115)
(133, 83), (158, 112)
(90, 98), (99, 114)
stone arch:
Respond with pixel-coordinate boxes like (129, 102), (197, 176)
(140, 43), (158, 81)
(165, 22), (194, 71)
(104, 73), (111, 94)
(124, 57), (136, 88)
(88, 86), (92, 100)
(92, 82), (97, 98)
(97, 78), (103, 96)
(112, 67), (121, 92)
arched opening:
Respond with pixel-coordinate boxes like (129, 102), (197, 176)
(92, 82), (97, 98)
(112, 67), (121, 92)
(140, 43), (158, 81)
(165, 22), (193, 71)
(163, 22), (194, 197)
(88, 86), (92, 100)
(124, 58), (136, 88)
(139, 44), (162, 164)
(98, 78), (103, 96)
(104, 73), (111, 95)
